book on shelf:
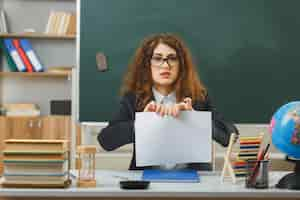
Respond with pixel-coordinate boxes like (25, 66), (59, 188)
(5, 110), (40, 117)
(20, 39), (44, 72)
(3, 151), (69, 161)
(2, 179), (69, 186)
(53, 12), (62, 34)
(45, 11), (55, 34)
(4, 139), (69, 153)
(2, 103), (40, 117)
(0, 39), (18, 72)
(3, 173), (69, 182)
(3, 159), (65, 163)
(58, 12), (67, 35)
(3, 39), (27, 72)
(3, 160), (68, 175)
(12, 39), (34, 72)
(45, 11), (76, 35)
(2, 169), (69, 186)
(66, 13), (76, 35)
(0, 9), (8, 33)
(3, 103), (38, 110)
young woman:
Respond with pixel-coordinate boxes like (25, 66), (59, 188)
(98, 33), (238, 170)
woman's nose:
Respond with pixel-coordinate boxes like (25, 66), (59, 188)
(161, 60), (171, 69)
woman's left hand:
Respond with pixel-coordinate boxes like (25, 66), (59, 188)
(168, 97), (193, 117)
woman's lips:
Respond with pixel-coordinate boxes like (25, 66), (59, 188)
(160, 72), (171, 78)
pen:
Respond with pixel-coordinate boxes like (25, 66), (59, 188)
(249, 143), (270, 184)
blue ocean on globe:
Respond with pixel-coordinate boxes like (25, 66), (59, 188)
(269, 102), (300, 159)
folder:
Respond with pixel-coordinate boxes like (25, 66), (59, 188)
(142, 169), (200, 183)
(57, 12), (67, 35)
(62, 13), (71, 34)
(19, 39), (44, 72)
(66, 13), (76, 35)
(0, 10), (7, 33)
(3, 39), (27, 72)
(1, 39), (18, 72)
(53, 12), (63, 34)
(45, 11), (54, 34)
(12, 39), (33, 72)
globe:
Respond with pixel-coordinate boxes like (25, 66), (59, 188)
(269, 101), (300, 189)
(270, 102), (300, 159)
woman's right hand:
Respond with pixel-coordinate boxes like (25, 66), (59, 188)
(143, 101), (157, 112)
(144, 102), (168, 116)
(144, 98), (193, 116)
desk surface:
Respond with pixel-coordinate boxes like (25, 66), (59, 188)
(0, 170), (300, 198)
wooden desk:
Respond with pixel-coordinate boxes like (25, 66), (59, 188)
(0, 170), (300, 200)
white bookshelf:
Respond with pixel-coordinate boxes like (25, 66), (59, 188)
(0, 0), (76, 114)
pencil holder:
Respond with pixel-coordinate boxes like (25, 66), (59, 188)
(245, 159), (269, 189)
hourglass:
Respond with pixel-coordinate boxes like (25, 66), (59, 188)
(77, 145), (97, 187)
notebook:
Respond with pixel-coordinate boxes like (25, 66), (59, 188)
(142, 169), (200, 183)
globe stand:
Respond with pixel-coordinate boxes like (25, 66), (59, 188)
(276, 159), (300, 190)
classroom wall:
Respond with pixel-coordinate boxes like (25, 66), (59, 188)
(0, 0), (76, 115)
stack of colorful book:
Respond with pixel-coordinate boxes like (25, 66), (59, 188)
(232, 136), (262, 177)
(1, 38), (44, 72)
(2, 139), (70, 188)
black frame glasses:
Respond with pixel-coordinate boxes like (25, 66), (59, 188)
(151, 56), (179, 68)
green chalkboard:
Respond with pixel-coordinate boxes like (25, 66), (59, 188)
(79, 0), (300, 123)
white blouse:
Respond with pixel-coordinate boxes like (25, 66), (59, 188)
(152, 87), (187, 170)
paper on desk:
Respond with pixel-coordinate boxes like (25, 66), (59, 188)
(135, 111), (212, 167)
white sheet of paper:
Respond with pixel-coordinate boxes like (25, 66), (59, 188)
(134, 111), (212, 167)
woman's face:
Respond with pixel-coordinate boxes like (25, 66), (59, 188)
(150, 43), (180, 89)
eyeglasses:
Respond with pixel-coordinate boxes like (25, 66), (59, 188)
(151, 55), (179, 68)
